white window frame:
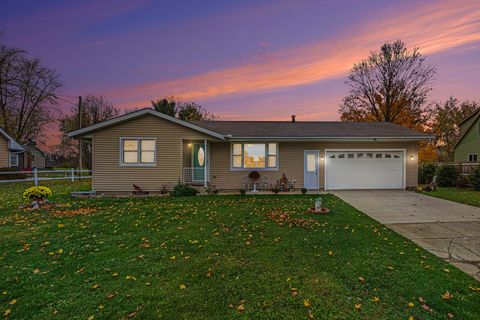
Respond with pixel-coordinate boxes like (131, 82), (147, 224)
(230, 142), (279, 171)
(119, 137), (157, 166)
(9, 153), (19, 167)
(468, 153), (478, 162)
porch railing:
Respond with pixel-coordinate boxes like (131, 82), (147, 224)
(183, 167), (206, 185)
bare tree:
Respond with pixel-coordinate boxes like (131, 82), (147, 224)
(0, 39), (62, 142)
(339, 40), (435, 130)
(58, 95), (119, 169)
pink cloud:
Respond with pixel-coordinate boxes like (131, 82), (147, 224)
(104, 0), (480, 109)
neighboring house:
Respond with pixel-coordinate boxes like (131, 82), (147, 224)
(0, 128), (25, 169)
(454, 109), (480, 163)
(68, 108), (432, 193)
(22, 141), (46, 169)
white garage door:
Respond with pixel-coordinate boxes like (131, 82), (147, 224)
(325, 151), (404, 190)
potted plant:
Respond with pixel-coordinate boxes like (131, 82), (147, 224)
(248, 171), (260, 192)
(23, 186), (53, 203)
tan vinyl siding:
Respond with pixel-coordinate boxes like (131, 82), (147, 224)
(92, 114), (212, 192)
(210, 141), (418, 190)
(0, 135), (9, 168)
(455, 116), (480, 162)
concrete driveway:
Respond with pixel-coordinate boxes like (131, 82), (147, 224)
(334, 190), (480, 280)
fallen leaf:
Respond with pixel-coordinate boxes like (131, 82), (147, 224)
(8, 299), (16, 305)
(371, 296), (380, 302)
(179, 284), (186, 290)
(91, 284), (100, 289)
(237, 303), (245, 312)
(307, 309), (314, 319)
(354, 303), (362, 310)
(408, 302), (414, 308)
(291, 288), (298, 297)
(3, 309), (11, 317)
(358, 276), (365, 283)
(328, 250), (333, 256)
(303, 299), (311, 307)
(442, 291), (453, 300)
(443, 268), (450, 273)
(447, 312), (454, 319)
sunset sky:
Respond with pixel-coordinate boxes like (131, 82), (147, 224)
(2, 0), (480, 148)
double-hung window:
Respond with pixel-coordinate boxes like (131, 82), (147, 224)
(232, 143), (278, 169)
(469, 154), (478, 162)
(121, 138), (156, 165)
(9, 153), (19, 167)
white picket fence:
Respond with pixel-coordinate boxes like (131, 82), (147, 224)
(0, 169), (92, 186)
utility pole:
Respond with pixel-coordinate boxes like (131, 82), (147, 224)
(78, 96), (83, 170)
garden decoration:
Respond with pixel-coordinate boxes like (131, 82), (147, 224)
(21, 186), (53, 210)
(249, 171), (260, 193)
(308, 196), (329, 214)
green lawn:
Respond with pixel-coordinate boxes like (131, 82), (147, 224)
(1, 181), (479, 319)
(427, 187), (480, 208)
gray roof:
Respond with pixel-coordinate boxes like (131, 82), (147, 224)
(190, 120), (431, 139)
(0, 127), (25, 151)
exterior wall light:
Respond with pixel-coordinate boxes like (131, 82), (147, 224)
(410, 155), (414, 160)
(187, 143), (192, 147)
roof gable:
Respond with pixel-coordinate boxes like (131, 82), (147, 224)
(0, 128), (25, 151)
(455, 111), (480, 149)
(68, 108), (225, 140)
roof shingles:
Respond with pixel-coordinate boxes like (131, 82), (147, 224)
(190, 121), (430, 138)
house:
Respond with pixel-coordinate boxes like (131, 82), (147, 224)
(0, 128), (25, 169)
(68, 108), (432, 193)
(454, 109), (480, 163)
(22, 141), (47, 169)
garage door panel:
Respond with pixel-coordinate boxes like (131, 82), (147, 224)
(326, 151), (404, 190)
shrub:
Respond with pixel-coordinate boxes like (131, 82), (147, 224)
(159, 184), (169, 194)
(23, 186), (52, 200)
(272, 186), (279, 194)
(239, 189), (246, 195)
(170, 184), (198, 197)
(301, 188), (307, 195)
(470, 167), (480, 191)
(456, 175), (470, 189)
(436, 165), (459, 187)
(0, 168), (27, 181)
(418, 163), (436, 184)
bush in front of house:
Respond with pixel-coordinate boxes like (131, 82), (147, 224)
(436, 165), (459, 187)
(0, 168), (27, 181)
(170, 183), (198, 197)
(239, 189), (246, 195)
(456, 175), (470, 189)
(301, 188), (307, 195)
(418, 163), (436, 184)
(470, 167), (480, 191)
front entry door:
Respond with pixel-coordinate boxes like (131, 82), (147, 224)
(192, 143), (205, 181)
(304, 150), (319, 189)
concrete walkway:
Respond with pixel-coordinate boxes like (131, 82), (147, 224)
(334, 190), (480, 280)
